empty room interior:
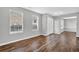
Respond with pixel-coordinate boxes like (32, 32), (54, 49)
(0, 7), (79, 52)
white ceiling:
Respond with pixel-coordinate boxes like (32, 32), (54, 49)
(24, 7), (79, 16)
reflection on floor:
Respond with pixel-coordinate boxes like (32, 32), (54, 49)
(0, 31), (77, 52)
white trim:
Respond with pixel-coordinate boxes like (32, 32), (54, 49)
(42, 34), (49, 36)
(64, 28), (76, 32)
(32, 15), (39, 31)
(64, 16), (77, 19)
(9, 9), (24, 34)
(10, 31), (23, 34)
(76, 35), (79, 37)
(0, 34), (40, 46)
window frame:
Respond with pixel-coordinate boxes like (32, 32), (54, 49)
(9, 9), (24, 34)
(32, 15), (39, 31)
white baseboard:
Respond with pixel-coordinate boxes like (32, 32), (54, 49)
(42, 34), (48, 36)
(0, 34), (41, 46)
(0, 30), (77, 47)
(76, 34), (79, 37)
(42, 33), (54, 36)
(64, 28), (76, 32)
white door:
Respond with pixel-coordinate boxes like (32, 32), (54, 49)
(47, 17), (53, 34)
(60, 19), (64, 33)
(54, 20), (60, 34)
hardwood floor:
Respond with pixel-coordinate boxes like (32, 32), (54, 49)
(58, 32), (76, 52)
(76, 37), (79, 51)
(0, 32), (77, 52)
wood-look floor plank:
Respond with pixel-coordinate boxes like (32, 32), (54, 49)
(0, 32), (77, 52)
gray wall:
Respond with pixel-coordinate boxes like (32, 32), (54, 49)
(77, 15), (79, 37)
(61, 13), (77, 32)
(0, 7), (42, 43)
(64, 18), (77, 32)
(42, 14), (47, 34)
(42, 14), (55, 35)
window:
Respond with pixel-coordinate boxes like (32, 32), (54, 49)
(9, 9), (23, 34)
(32, 15), (39, 31)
